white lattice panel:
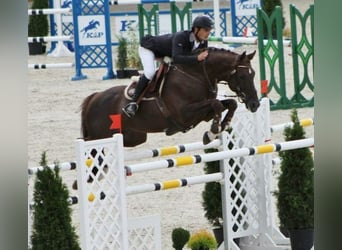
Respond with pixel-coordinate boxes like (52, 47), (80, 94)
(76, 134), (129, 250)
(128, 215), (161, 250)
(220, 98), (279, 249)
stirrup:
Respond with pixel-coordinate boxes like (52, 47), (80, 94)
(122, 102), (138, 118)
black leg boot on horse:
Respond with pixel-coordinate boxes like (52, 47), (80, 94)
(122, 74), (150, 118)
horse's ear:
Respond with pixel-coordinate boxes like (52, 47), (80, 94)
(247, 50), (256, 60)
(238, 51), (247, 62)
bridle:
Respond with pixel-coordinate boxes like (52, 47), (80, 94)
(224, 65), (252, 103)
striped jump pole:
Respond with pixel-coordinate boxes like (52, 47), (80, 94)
(28, 8), (71, 15)
(270, 118), (314, 133)
(81, 180), (202, 201)
(209, 36), (292, 47)
(126, 172), (223, 195)
(29, 196), (78, 210)
(28, 161), (77, 175)
(28, 35), (73, 43)
(125, 138), (314, 175)
(28, 63), (74, 69)
(125, 117), (314, 161)
(125, 138), (221, 161)
(27, 118), (313, 175)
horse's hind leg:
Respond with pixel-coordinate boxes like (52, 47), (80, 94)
(220, 99), (238, 131)
(122, 130), (147, 147)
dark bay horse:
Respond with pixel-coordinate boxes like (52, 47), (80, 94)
(81, 48), (260, 147)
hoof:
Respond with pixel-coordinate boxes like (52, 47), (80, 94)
(210, 124), (221, 134)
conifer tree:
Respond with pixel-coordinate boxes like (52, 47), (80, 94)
(261, 0), (286, 39)
(276, 109), (314, 232)
(30, 152), (80, 250)
(28, 0), (49, 37)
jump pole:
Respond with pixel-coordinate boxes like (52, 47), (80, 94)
(28, 63), (74, 69)
(124, 117), (314, 161)
(125, 137), (314, 175)
(126, 172), (223, 195)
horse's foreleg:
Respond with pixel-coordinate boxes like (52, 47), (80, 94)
(201, 100), (225, 145)
(210, 101), (225, 134)
(180, 99), (227, 144)
(220, 99), (238, 131)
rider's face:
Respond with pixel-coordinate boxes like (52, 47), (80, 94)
(195, 27), (212, 41)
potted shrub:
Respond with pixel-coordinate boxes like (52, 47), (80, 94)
(28, 0), (49, 55)
(187, 229), (217, 250)
(126, 29), (142, 77)
(171, 227), (190, 250)
(275, 109), (314, 250)
(115, 34), (128, 78)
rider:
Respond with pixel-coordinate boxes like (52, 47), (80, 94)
(122, 15), (214, 118)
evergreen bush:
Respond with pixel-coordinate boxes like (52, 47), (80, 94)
(30, 152), (80, 250)
(127, 29), (142, 69)
(116, 35), (128, 70)
(28, 0), (49, 37)
(275, 109), (314, 231)
(202, 129), (235, 229)
(171, 227), (190, 250)
(202, 147), (223, 228)
(261, 0), (286, 39)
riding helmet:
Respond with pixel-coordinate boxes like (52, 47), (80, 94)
(192, 15), (214, 29)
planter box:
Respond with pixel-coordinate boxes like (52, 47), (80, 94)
(126, 69), (139, 78)
(116, 69), (139, 79)
(28, 42), (46, 55)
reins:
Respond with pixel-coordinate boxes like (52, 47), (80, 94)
(220, 65), (250, 103)
(202, 60), (217, 94)
(170, 65), (217, 95)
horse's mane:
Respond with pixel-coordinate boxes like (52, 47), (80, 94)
(194, 47), (238, 56)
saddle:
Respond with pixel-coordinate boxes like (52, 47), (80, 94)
(125, 62), (188, 135)
(126, 62), (169, 100)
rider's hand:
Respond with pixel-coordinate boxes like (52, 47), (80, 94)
(197, 51), (209, 61)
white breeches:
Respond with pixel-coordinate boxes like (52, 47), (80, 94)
(139, 46), (156, 80)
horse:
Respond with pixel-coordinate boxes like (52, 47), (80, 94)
(80, 47), (260, 147)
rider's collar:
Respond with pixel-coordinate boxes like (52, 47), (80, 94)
(189, 32), (196, 42)
(190, 32), (204, 44)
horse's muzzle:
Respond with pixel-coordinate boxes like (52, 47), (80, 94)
(247, 99), (260, 113)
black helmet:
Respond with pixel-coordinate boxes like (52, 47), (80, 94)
(192, 15), (214, 29)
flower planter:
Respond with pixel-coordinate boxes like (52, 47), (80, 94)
(213, 227), (224, 246)
(28, 42), (46, 55)
(116, 70), (127, 79)
(289, 228), (314, 250)
(116, 69), (139, 79)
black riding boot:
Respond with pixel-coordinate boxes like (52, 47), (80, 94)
(122, 74), (150, 118)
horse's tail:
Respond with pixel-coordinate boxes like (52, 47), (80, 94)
(80, 92), (97, 140)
